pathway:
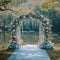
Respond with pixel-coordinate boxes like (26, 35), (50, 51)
(8, 45), (50, 60)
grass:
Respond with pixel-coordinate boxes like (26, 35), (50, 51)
(47, 33), (60, 60)
(47, 44), (60, 60)
(0, 49), (15, 60)
(0, 43), (15, 60)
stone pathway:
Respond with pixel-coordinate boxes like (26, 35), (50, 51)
(8, 45), (50, 60)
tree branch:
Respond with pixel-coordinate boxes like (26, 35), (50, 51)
(0, 7), (18, 12)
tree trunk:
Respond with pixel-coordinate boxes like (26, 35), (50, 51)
(3, 21), (5, 42)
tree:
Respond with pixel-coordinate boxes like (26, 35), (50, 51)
(0, 0), (27, 12)
(41, 0), (59, 11)
(41, 0), (60, 32)
(0, 0), (12, 11)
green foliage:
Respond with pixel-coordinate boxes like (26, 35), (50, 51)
(0, 13), (13, 25)
(0, 0), (27, 7)
(0, 0), (12, 6)
(41, 0), (59, 11)
(13, 0), (27, 7)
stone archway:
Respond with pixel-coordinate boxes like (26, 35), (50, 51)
(8, 12), (53, 49)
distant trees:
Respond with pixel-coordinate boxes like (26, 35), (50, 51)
(0, 13), (13, 41)
(22, 18), (39, 31)
(41, 0), (60, 32)
(48, 9), (60, 32)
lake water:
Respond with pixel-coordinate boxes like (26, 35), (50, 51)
(21, 31), (39, 44)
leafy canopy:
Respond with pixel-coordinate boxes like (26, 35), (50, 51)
(42, 0), (59, 11)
